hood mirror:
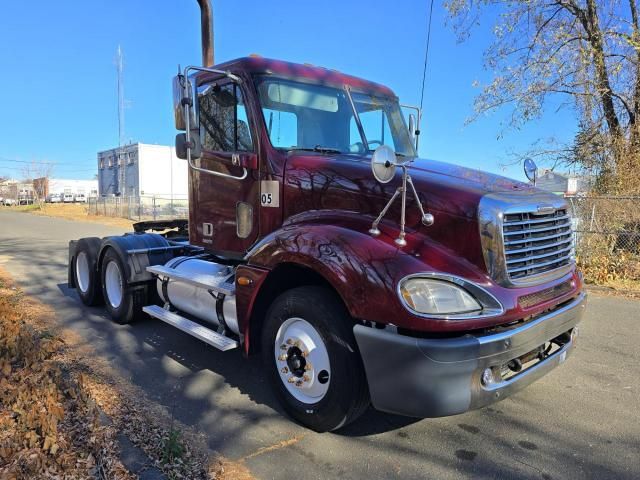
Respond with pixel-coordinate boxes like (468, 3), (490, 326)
(371, 145), (400, 184)
(524, 158), (538, 185)
(369, 145), (434, 246)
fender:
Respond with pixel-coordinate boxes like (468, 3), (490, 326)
(243, 215), (499, 335)
(97, 233), (174, 285)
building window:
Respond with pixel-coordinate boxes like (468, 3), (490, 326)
(99, 159), (104, 169)
(108, 157), (114, 168)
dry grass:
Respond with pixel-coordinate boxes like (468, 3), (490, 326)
(11, 203), (134, 229)
(0, 270), (134, 479)
(0, 268), (248, 479)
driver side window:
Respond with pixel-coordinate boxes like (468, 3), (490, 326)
(198, 83), (253, 152)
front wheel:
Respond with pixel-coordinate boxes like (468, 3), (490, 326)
(261, 286), (370, 432)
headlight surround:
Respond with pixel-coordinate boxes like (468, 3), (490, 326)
(400, 278), (481, 315)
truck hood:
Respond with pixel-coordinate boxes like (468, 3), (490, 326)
(407, 157), (534, 195)
(283, 152), (536, 220)
(283, 152), (541, 273)
(401, 157), (536, 221)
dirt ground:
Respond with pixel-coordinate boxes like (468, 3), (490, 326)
(9, 203), (134, 230)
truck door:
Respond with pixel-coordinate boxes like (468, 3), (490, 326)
(189, 79), (260, 256)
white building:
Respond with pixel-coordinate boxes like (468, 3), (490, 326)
(97, 143), (188, 198)
(48, 179), (99, 197)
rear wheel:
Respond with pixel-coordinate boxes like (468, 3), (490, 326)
(101, 249), (140, 324)
(73, 238), (103, 306)
(262, 286), (370, 432)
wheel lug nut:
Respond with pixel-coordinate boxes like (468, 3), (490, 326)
(294, 340), (301, 347)
(281, 367), (289, 374)
(303, 374), (310, 382)
(304, 363), (312, 371)
(287, 377), (295, 384)
(301, 350), (309, 357)
(295, 380), (303, 387)
(278, 354), (287, 361)
(286, 338), (294, 345)
(280, 344), (287, 350)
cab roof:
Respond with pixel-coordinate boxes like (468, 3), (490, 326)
(211, 56), (397, 98)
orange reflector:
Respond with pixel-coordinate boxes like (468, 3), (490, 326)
(238, 276), (253, 286)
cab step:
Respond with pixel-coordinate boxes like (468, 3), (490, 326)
(146, 265), (235, 296)
(142, 305), (238, 351)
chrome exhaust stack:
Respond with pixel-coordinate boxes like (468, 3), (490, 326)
(196, 0), (214, 67)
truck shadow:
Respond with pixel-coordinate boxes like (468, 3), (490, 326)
(56, 281), (418, 437)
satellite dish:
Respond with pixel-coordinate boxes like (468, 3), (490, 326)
(523, 158), (538, 183)
(371, 145), (398, 184)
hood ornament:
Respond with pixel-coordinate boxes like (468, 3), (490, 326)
(369, 145), (434, 247)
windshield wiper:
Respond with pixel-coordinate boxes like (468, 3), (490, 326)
(289, 145), (344, 154)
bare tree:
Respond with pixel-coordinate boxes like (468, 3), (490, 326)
(21, 161), (54, 207)
(445, 0), (640, 192)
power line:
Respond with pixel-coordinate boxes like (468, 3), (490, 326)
(419, 0), (436, 113)
(0, 156), (96, 170)
(0, 157), (55, 165)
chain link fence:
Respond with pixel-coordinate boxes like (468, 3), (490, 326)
(87, 193), (640, 290)
(567, 195), (640, 289)
(88, 195), (188, 221)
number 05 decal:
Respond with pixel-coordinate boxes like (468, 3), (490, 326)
(260, 180), (280, 208)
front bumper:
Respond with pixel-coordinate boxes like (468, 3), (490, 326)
(354, 292), (587, 418)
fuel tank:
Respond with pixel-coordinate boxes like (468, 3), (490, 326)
(156, 256), (239, 334)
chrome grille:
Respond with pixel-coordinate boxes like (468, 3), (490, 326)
(502, 208), (574, 280)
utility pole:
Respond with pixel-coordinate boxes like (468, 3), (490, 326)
(116, 45), (126, 196)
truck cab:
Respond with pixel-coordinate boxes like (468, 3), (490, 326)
(69, 55), (585, 431)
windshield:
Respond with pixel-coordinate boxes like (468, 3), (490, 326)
(255, 76), (416, 156)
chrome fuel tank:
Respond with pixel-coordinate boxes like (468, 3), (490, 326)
(156, 256), (239, 334)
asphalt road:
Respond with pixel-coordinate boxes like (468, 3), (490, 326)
(0, 210), (638, 480)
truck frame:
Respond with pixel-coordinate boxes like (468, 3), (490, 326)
(68, 0), (586, 432)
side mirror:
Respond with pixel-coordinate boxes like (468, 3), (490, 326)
(175, 131), (201, 160)
(523, 158), (538, 185)
(172, 74), (195, 131)
(408, 113), (417, 145)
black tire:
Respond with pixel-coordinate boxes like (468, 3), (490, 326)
(100, 248), (141, 325)
(261, 286), (370, 432)
(73, 238), (104, 306)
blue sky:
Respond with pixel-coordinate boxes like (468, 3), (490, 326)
(0, 0), (576, 181)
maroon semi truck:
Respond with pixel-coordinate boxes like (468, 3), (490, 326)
(68, 1), (586, 432)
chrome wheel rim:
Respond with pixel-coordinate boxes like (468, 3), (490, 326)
(75, 251), (90, 293)
(105, 260), (123, 309)
(274, 317), (331, 404)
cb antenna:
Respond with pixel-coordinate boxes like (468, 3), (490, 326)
(417, 0), (435, 148)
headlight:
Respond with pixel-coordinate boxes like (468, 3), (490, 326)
(399, 278), (482, 315)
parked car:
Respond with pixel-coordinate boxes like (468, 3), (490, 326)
(48, 193), (62, 203)
(3, 198), (16, 206)
(63, 193), (74, 203)
(74, 193), (87, 203)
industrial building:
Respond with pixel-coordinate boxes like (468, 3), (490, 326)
(46, 179), (98, 197)
(97, 143), (187, 198)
